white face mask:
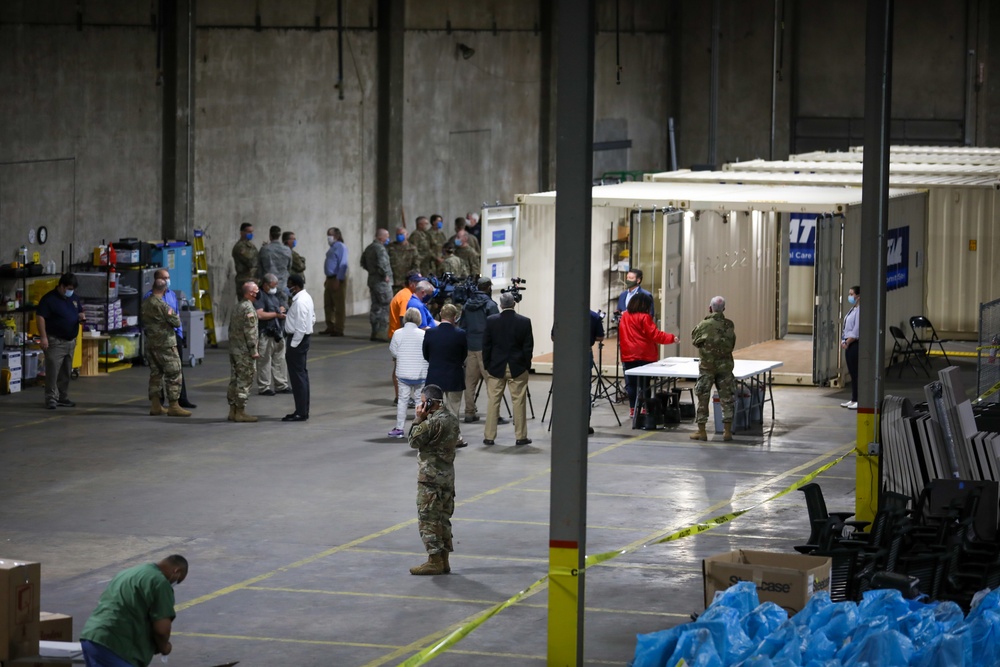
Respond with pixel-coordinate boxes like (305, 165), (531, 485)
(267, 287), (277, 295)
(327, 235), (336, 245)
(164, 278), (171, 289)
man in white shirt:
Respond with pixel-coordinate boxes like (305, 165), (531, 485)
(283, 273), (316, 422)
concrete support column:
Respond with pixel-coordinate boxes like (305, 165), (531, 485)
(537, 0), (555, 192)
(161, 0), (195, 241)
(376, 0), (404, 232)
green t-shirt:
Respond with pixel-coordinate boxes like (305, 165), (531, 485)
(80, 562), (176, 667)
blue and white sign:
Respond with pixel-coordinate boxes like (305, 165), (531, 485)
(886, 226), (909, 291)
(789, 214), (817, 266)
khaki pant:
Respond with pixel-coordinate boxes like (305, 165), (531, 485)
(485, 367), (528, 441)
(43, 336), (76, 405)
(324, 277), (346, 334)
(444, 390), (464, 441)
(257, 334), (289, 392)
(463, 350), (488, 416)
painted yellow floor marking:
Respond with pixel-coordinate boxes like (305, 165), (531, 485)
(245, 585), (501, 606)
(172, 631), (398, 649)
(454, 517), (643, 531)
(346, 547), (547, 564)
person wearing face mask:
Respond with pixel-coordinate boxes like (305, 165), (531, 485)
(36, 273), (85, 410)
(80, 554), (188, 667)
(228, 281), (261, 422)
(141, 278), (191, 417)
(255, 273), (290, 397)
(232, 222), (258, 298)
(616, 268), (655, 319)
(409, 216), (436, 278)
(690, 296), (737, 441)
(388, 226), (419, 293)
(322, 227), (349, 336)
(841, 285), (861, 410)
(453, 229), (480, 277)
(441, 241), (467, 277)
(360, 228), (393, 342)
(283, 230), (305, 275)
(428, 214), (447, 260)
(407, 281), (439, 330)
(142, 268), (196, 409)
(258, 225), (292, 304)
(283, 273), (316, 422)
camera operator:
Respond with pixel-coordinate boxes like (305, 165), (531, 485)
(458, 277), (499, 423)
(255, 273), (290, 396)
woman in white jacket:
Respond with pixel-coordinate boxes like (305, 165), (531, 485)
(388, 308), (429, 437)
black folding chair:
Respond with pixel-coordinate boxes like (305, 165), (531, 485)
(888, 325), (930, 378)
(909, 315), (951, 367)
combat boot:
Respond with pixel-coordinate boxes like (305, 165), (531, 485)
(409, 553), (446, 575)
(149, 396), (165, 416)
(228, 405), (236, 421)
(167, 401), (192, 417)
(689, 423), (708, 441)
(233, 407), (258, 423)
(723, 422), (733, 442)
(441, 551), (451, 574)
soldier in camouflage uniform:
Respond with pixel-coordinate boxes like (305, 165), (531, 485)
(454, 230), (481, 277)
(441, 243), (467, 278)
(407, 383), (460, 575)
(428, 214), (447, 274)
(232, 222), (259, 298)
(284, 231), (306, 275)
(228, 282), (261, 422)
(409, 216), (436, 278)
(360, 229), (393, 341)
(388, 226), (420, 292)
(690, 295), (737, 441)
(141, 279), (190, 418)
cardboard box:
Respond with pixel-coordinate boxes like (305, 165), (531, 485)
(703, 550), (831, 614)
(37, 616), (71, 643)
(0, 560), (41, 662)
(1, 352), (21, 372)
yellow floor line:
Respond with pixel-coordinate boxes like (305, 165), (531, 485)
(245, 585), (500, 606)
(172, 631), (398, 650)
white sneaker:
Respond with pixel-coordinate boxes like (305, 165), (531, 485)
(847, 401), (858, 410)
(840, 400), (853, 408)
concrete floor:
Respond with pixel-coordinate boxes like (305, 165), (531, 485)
(0, 316), (963, 666)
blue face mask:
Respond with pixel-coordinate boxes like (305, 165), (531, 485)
(65, 289), (74, 298)
(435, 221), (443, 229)
(396, 234), (406, 243)
(246, 232), (253, 241)
(292, 239), (297, 248)
(383, 238), (390, 246)
(421, 293), (433, 304)
(454, 238), (462, 246)
(848, 295), (856, 305)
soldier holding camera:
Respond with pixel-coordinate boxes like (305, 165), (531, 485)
(255, 273), (290, 396)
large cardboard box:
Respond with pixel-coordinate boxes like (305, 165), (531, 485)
(703, 550), (831, 614)
(36, 616), (71, 643)
(0, 560), (40, 661)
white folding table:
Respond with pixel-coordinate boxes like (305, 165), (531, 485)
(624, 357), (784, 430)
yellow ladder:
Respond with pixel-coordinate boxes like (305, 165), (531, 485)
(192, 229), (217, 346)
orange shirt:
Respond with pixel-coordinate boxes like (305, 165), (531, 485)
(388, 287), (413, 338)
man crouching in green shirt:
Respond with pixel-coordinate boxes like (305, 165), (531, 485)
(80, 555), (188, 667)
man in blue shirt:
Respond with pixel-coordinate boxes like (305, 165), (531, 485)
(322, 227), (349, 336)
(143, 268), (196, 408)
(406, 281), (439, 330)
(36, 273), (85, 410)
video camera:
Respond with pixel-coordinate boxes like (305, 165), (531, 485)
(500, 277), (527, 303)
(428, 272), (480, 306)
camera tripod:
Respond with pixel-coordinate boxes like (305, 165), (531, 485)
(541, 341), (622, 429)
(473, 377), (535, 421)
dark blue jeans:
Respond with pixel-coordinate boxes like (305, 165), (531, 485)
(81, 640), (134, 667)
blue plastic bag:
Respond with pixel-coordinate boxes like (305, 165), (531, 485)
(709, 581), (761, 617)
(666, 627), (724, 667)
(744, 602), (789, 643)
(800, 626), (837, 663)
(743, 620), (800, 663)
(631, 625), (684, 667)
(694, 610), (754, 663)
(911, 632), (967, 667)
(837, 628), (914, 666)
(815, 601), (859, 647)
(857, 589), (910, 626)
(792, 592), (835, 631)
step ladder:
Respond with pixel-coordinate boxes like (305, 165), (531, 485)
(192, 229), (217, 346)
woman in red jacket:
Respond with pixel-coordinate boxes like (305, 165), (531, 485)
(619, 291), (678, 415)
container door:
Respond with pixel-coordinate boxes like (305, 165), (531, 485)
(659, 210), (683, 355)
(812, 214), (844, 385)
(480, 204), (519, 291)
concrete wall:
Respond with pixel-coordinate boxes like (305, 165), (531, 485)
(1, 0), (997, 341)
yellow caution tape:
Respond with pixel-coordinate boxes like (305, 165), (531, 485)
(398, 449), (854, 666)
(976, 379), (1000, 403)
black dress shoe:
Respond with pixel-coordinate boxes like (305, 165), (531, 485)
(464, 414), (479, 423)
(456, 440), (469, 449)
(56, 398), (76, 407)
(282, 414), (308, 422)
(259, 389), (275, 396)
(278, 388), (293, 394)
(587, 427), (595, 435)
(515, 438), (532, 446)
(497, 417), (509, 425)
(45, 402), (57, 410)
(482, 439), (495, 446)
(179, 401), (197, 409)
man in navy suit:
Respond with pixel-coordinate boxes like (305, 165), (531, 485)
(423, 303), (469, 448)
(616, 268), (655, 319)
(482, 292), (534, 446)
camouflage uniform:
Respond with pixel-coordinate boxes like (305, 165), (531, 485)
(227, 298), (259, 409)
(232, 239), (259, 297)
(691, 311), (737, 425)
(455, 245), (480, 277)
(409, 228), (437, 278)
(387, 242), (419, 292)
(428, 228), (447, 274)
(442, 253), (467, 278)
(141, 295), (183, 402)
(291, 249), (306, 276)
(360, 240), (393, 336)
(408, 406), (460, 556)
